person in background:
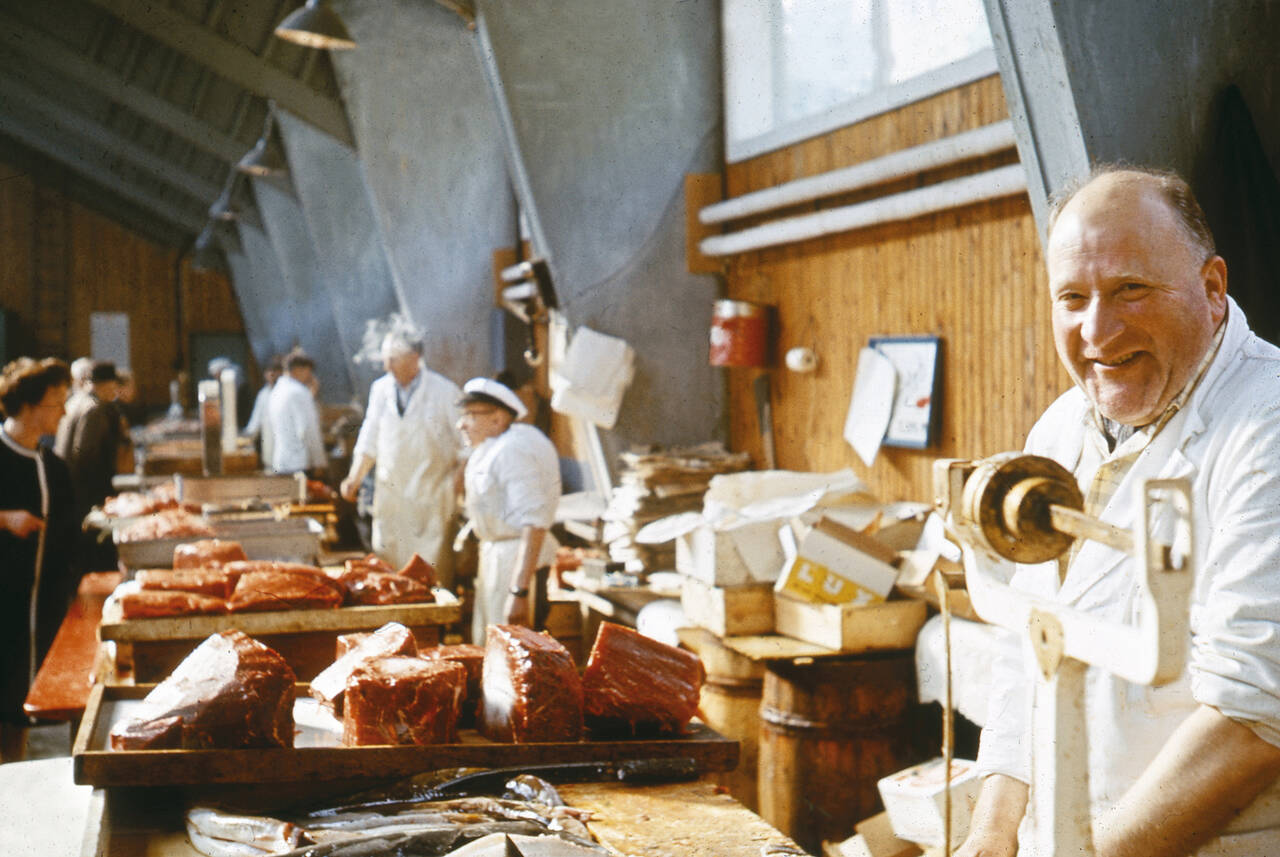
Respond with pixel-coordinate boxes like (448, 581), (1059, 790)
(242, 356), (282, 466)
(114, 368), (146, 427)
(340, 332), (462, 571)
(957, 167), (1280, 857)
(267, 351), (326, 476)
(68, 357), (93, 395)
(0, 358), (75, 762)
(457, 375), (560, 645)
(54, 360), (129, 530)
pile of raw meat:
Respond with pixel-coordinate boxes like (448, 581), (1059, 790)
(116, 542), (437, 619)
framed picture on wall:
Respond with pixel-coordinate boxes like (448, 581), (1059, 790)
(868, 335), (942, 448)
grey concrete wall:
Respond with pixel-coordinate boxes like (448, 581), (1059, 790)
(988, 0), (1280, 240)
(477, 0), (726, 466)
(274, 110), (400, 399)
(245, 180), (355, 403)
(330, 0), (515, 385)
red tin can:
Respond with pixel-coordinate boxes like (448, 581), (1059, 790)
(709, 300), (767, 367)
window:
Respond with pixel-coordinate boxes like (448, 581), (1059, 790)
(724, 0), (996, 162)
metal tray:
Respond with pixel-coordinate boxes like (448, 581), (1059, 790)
(114, 516), (324, 572)
(73, 683), (738, 787)
(175, 473), (306, 505)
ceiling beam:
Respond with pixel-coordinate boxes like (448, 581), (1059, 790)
(0, 73), (223, 203)
(0, 109), (205, 233)
(0, 10), (244, 163)
(83, 0), (354, 146)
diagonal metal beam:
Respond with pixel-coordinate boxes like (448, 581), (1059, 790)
(0, 73), (223, 203)
(83, 0), (354, 146)
(0, 10), (243, 163)
(0, 108), (205, 233)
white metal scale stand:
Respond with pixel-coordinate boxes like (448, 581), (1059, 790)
(934, 453), (1194, 857)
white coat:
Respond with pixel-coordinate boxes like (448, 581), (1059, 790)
(352, 365), (462, 569)
(977, 298), (1280, 854)
(267, 374), (325, 473)
(463, 423), (560, 644)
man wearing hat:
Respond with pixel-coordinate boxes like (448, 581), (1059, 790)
(457, 375), (561, 644)
(55, 360), (130, 573)
(55, 361), (128, 523)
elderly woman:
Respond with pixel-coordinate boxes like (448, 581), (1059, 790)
(0, 357), (75, 761)
(457, 375), (561, 644)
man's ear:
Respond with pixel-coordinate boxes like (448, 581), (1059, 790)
(1203, 255), (1228, 324)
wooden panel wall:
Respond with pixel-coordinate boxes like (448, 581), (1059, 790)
(0, 158), (248, 411)
(724, 76), (1071, 504)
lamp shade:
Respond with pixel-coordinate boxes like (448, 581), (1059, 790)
(237, 129), (288, 176)
(275, 0), (356, 50)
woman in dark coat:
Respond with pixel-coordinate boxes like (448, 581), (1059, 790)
(0, 357), (74, 761)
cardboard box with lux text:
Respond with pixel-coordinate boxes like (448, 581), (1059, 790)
(775, 516), (900, 605)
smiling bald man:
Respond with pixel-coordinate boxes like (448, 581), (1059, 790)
(956, 167), (1280, 857)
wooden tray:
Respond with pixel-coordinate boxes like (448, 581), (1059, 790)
(73, 684), (739, 787)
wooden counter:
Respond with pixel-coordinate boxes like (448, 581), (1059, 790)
(81, 778), (799, 856)
(24, 572), (122, 723)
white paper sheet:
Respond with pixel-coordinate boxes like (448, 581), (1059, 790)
(844, 346), (897, 466)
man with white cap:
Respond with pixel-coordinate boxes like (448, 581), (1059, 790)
(457, 374), (560, 644)
(340, 332), (462, 571)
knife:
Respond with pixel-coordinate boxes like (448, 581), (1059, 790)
(753, 372), (777, 469)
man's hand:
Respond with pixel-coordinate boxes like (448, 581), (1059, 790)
(504, 590), (530, 626)
(0, 510), (45, 538)
(339, 476), (359, 503)
(954, 774), (1028, 857)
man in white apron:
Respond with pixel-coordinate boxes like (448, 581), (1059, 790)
(340, 333), (462, 571)
(457, 376), (560, 645)
(958, 168), (1280, 857)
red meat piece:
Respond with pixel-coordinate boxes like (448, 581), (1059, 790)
(398, 553), (437, 588)
(119, 589), (228, 619)
(136, 567), (241, 599)
(227, 570), (344, 613)
(422, 643), (485, 726)
(172, 539), (248, 569)
(581, 622), (705, 736)
(108, 630), (296, 750)
(342, 571), (433, 606)
(480, 625), (583, 743)
(342, 657), (466, 746)
(310, 622), (419, 714)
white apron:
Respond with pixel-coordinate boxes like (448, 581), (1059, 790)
(370, 371), (460, 570)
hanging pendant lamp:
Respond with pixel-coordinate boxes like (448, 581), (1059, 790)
(275, 0), (356, 50)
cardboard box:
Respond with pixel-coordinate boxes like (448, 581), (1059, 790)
(775, 517), (899, 605)
(676, 520), (786, 587)
(877, 757), (982, 848)
(681, 575), (774, 637)
(773, 594), (926, 652)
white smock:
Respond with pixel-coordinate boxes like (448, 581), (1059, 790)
(976, 298), (1280, 855)
(463, 422), (560, 644)
(243, 383), (275, 466)
(351, 365), (462, 568)
(266, 374), (326, 473)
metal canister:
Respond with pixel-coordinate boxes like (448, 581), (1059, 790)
(709, 299), (767, 367)
(197, 379), (223, 476)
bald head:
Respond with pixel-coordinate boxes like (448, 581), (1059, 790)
(1046, 169), (1227, 426)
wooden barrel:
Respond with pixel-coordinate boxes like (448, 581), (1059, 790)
(758, 652), (920, 854)
(680, 627), (765, 811)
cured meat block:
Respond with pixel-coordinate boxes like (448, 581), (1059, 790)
(310, 622), (419, 714)
(227, 569), (344, 613)
(398, 553), (437, 588)
(173, 539), (248, 569)
(136, 567), (241, 599)
(343, 571), (433, 606)
(342, 657), (466, 746)
(422, 643), (484, 726)
(581, 621), (705, 736)
(119, 589), (228, 619)
(109, 630), (296, 750)
(116, 509), (215, 543)
(481, 625), (583, 743)
(343, 553), (395, 577)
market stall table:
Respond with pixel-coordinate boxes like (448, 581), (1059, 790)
(24, 572), (122, 724)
